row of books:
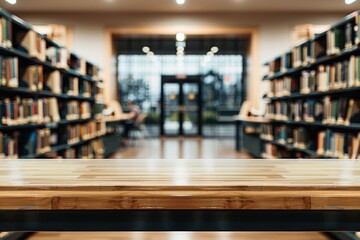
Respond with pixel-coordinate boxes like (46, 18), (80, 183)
(1, 13), (102, 79)
(0, 57), (18, 88)
(265, 97), (359, 125)
(268, 14), (359, 75)
(69, 56), (86, 76)
(62, 139), (105, 159)
(0, 97), (96, 126)
(0, 132), (18, 159)
(301, 56), (360, 93)
(262, 143), (293, 159)
(66, 101), (92, 120)
(16, 30), (46, 62)
(317, 130), (360, 159)
(268, 55), (360, 97)
(261, 125), (314, 150)
(0, 17), (12, 48)
(19, 128), (51, 156)
(326, 23), (355, 56)
(0, 57), (96, 97)
(47, 74), (93, 97)
(46, 47), (69, 69)
(0, 97), (60, 126)
(78, 120), (106, 142)
(0, 131), (106, 159)
(63, 121), (106, 145)
(268, 77), (298, 98)
(261, 124), (360, 159)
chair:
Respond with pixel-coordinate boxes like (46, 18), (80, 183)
(128, 113), (151, 145)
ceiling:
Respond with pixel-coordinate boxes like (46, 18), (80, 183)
(0, 0), (359, 13)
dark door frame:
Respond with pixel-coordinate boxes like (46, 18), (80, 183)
(160, 75), (203, 137)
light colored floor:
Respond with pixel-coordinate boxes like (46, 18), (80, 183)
(111, 137), (252, 159)
(29, 232), (330, 240)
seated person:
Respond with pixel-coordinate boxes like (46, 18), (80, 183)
(122, 101), (142, 139)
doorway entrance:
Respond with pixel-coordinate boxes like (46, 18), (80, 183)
(161, 76), (202, 136)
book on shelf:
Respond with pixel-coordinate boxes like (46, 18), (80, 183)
(21, 65), (43, 91)
(266, 97), (360, 126)
(92, 138), (105, 157)
(81, 121), (96, 141)
(0, 17), (12, 48)
(19, 128), (51, 156)
(262, 143), (293, 159)
(96, 120), (106, 136)
(81, 81), (92, 98)
(63, 148), (76, 158)
(317, 130), (360, 159)
(79, 144), (94, 159)
(45, 70), (61, 94)
(326, 28), (344, 56)
(0, 132), (18, 159)
(311, 36), (327, 61)
(345, 22), (356, 50)
(0, 57), (18, 88)
(66, 76), (79, 96)
(66, 100), (80, 120)
(46, 46), (69, 69)
(69, 56), (86, 75)
(80, 101), (91, 119)
(16, 30), (46, 61)
(86, 63), (99, 80)
(67, 124), (80, 144)
(300, 70), (316, 94)
(0, 97), (60, 125)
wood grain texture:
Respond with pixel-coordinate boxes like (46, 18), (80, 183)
(28, 232), (331, 240)
(1, 159), (360, 210)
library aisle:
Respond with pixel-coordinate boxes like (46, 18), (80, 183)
(1, 0), (360, 239)
(111, 138), (251, 159)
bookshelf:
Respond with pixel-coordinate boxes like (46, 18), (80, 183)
(262, 10), (360, 159)
(0, 8), (106, 159)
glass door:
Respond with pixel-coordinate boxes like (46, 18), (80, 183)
(161, 83), (181, 136)
(161, 76), (202, 137)
(182, 82), (201, 136)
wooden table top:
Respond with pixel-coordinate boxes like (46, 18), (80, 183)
(1, 159), (360, 210)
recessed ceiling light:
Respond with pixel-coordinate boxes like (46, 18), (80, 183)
(176, 32), (186, 42)
(177, 46), (185, 52)
(345, 0), (356, 4)
(142, 46), (150, 53)
(5, 0), (16, 4)
(176, 0), (186, 5)
(211, 46), (219, 53)
(207, 51), (214, 57)
(147, 51), (154, 56)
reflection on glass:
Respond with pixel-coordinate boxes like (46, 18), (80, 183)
(182, 83), (199, 135)
(163, 84), (180, 135)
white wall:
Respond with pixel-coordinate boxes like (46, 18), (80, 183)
(14, 11), (347, 106)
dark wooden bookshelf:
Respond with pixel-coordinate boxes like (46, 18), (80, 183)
(264, 45), (360, 81)
(261, 138), (332, 159)
(0, 7), (105, 159)
(270, 119), (360, 131)
(268, 86), (360, 101)
(261, 10), (360, 160)
(21, 135), (105, 159)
